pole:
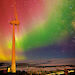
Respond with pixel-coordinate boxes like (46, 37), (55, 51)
(11, 24), (16, 73)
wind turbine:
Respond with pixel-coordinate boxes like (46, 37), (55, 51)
(10, 0), (20, 73)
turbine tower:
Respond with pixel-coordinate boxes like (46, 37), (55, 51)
(10, 0), (20, 73)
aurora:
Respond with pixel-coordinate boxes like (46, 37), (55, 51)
(0, 0), (75, 61)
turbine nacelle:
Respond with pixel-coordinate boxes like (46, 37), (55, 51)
(10, 20), (20, 25)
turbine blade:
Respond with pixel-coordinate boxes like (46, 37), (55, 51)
(14, 0), (19, 32)
(14, 0), (18, 20)
(17, 25), (19, 32)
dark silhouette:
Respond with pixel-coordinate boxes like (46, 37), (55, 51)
(0, 70), (75, 75)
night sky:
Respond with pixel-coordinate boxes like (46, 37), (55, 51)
(0, 0), (75, 61)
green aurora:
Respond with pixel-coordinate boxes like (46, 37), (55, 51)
(19, 0), (75, 51)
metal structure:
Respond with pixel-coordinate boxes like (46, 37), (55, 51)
(10, 0), (20, 73)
